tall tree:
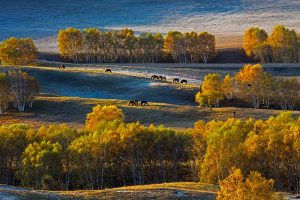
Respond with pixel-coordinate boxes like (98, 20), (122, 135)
(58, 28), (83, 63)
(20, 141), (63, 189)
(196, 73), (224, 108)
(198, 32), (216, 63)
(82, 28), (101, 63)
(217, 168), (275, 200)
(0, 37), (37, 65)
(268, 25), (298, 63)
(235, 64), (272, 108)
(8, 70), (39, 112)
(164, 31), (184, 63)
(0, 73), (10, 115)
(243, 27), (268, 58)
(85, 105), (124, 131)
(222, 74), (234, 100)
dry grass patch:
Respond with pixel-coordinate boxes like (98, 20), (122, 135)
(1, 95), (299, 130)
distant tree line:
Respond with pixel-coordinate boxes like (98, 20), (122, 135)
(243, 25), (300, 63)
(0, 37), (38, 65)
(0, 70), (39, 113)
(0, 105), (300, 198)
(58, 28), (216, 63)
(196, 64), (300, 109)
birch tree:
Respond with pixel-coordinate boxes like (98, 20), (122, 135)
(26, 77), (39, 108)
(268, 25), (298, 63)
(0, 73), (10, 115)
(8, 70), (39, 112)
(198, 32), (216, 63)
(196, 73), (224, 107)
(8, 70), (28, 112)
(235, 64), (272, 108)
(243, 27), (268, 58)
(82, 28), (101, 63)
(58, 28), (83, 63)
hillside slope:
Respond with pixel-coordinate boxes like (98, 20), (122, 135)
(0, 182), (217, 200)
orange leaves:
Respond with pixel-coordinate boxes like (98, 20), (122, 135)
(243, 27), (268, 57)
(217, 168), (275, 200)
(243, 25), (299, 63)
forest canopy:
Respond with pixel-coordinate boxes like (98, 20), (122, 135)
(196, 64), (300, 109)
(243, 25), (300, 63)
(58, 27), (216, 63)
(0, 104), (299, 197)
(0, 70), (39, 113)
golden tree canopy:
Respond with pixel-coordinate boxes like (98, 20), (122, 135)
(0, 37), (37, 65)
(86, 105), (125, 131)
(243, 27), (268, 57)
(217, 168), (275, 200)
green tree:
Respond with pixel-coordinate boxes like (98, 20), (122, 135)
(0, 124), (32, 185)
(20, 141), (63, 189)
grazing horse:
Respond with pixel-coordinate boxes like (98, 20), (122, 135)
(59, 64), (65, 69)
(141, 101), (148, 106)
(105, 68), (112, 73)
(129, 100), (137, 106)
(173, 78), (179, 83)
(181, 79), (188, 84)
(161, 76), (167, 81)
(151, 75), (159, 80)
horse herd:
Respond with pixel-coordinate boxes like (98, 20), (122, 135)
(58, 66), (188, 107)
(151, 74), (188, 84)
(128, 100), (148, 106)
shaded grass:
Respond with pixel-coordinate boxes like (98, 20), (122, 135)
(1, 95), (299, 130)
(1, 65), (198, 89)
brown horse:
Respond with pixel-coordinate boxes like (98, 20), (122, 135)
(173, 78), (179, 83)
(105, 68), (112, 73)
(141, 101), (148, 106)
(161, 76), (167, 81)
(129, 100), (139, 106)
(128, 100), (137, 106)
(151, 75), (159, 80)
(181, 79), (188, 84)
(59, 64), (65, 69)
